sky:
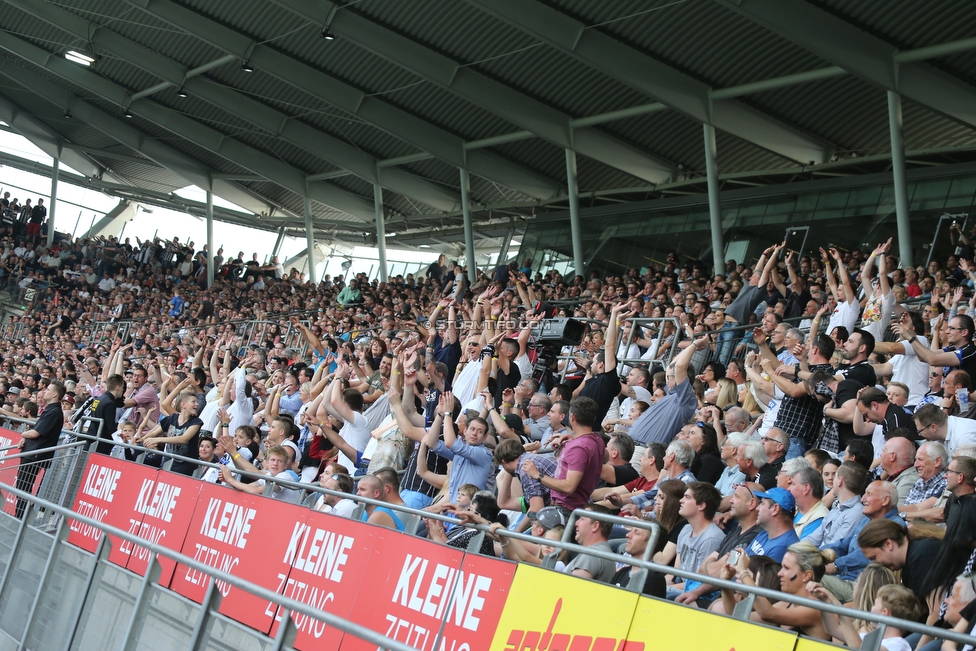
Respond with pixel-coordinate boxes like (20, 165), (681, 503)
(0, 126), (457, 280)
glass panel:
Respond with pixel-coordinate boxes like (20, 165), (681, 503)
(910, 179), (950, 211)
(516, 174), (976, 274)
(946, 176), (976, 209)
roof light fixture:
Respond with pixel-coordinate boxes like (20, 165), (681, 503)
(241, 60), (254, 73)
(320, 5), (339, 41)
(65, 49), (97, 66)
(176, 87), (188, 98)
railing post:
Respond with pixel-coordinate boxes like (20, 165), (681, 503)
(269, 609), (297, 651)
(187, 573), (224, 650)
(18, 516), (69, 648)
(61, 532), (112, 651)
(120, 555), (162, 651)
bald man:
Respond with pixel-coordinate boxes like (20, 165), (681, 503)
(878, 437), (919, 506)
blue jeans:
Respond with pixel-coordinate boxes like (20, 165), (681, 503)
(786, 436), (809, 460)
(401, 490), (434, 510)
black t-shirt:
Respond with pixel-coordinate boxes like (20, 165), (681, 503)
(23, 403), (63, 461)
(903, 537), (942, 599)
(694, 453), (725, 486)
(756, 458), (783, 490)
(495, 364), (521, 409)
(835, 379), (865, 451)
(609, 463), (639, 487)
(784, 288), (812, 321)
(717, 523), (761, 557)
(612, 565), (666, 599)
(947, 343), (976, 381)
(198, 300), (214, 320)
(579, 370), (622, 425)
(89, 392), (120, 455)
(883, 403), (918, 440)
(838, 360), (876, 388)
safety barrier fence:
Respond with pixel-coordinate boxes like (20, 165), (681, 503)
(1, 423), (974, 651)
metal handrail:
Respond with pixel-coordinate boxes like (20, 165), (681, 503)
(484, 508), (976, 649)
(0, 483), (420, 651)
(11, 425), (976, 646)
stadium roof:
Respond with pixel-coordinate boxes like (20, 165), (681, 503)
(0, 0), (974, 248)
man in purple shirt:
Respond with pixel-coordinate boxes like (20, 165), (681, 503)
(523, 396), (605, 515)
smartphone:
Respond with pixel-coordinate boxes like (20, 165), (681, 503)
(727, 549), (740, 566)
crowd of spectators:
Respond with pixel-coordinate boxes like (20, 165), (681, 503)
(9, 220), (976, 650)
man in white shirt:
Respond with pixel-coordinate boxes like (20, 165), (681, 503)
(325, 361), (371, 473)
(914, 403), (976, 456)
(314, 472), (357, 517)
(219, 445), (300, 504)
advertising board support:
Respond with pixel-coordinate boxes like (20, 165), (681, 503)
(18, 517), (69, 648)
(119, 556), (162, 651)
(186, 578), (223, 650)
(62, 533), (112, 651)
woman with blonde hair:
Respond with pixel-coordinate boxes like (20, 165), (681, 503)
(722, 541), (832, 640)
(713, 377), (739, 410)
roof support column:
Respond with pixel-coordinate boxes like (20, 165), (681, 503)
(373, 184), (388, 282)
(46, 157), (58, 247)
(460, 168), (477, 283)
(565, 149), (585, 279)
(272, 226), (286, 258)
(304, 196), (317, 285)
(887, 91), (913, 267)
(703, 124), (725, 276)
(206, 190), (214, 288)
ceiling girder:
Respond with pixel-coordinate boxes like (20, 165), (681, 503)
(0, 0), (462, 214)
(122, 0), (563, 202)
(465, 0), (833, 165)
(0, 31), (378, 223)
(269, 0), (676, 184)
(0, 60), (367, 229)
(714, 0), (976, 130)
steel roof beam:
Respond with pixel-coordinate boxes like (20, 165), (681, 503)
(3, 0), (461, 213)
(121, 0), (562, 201)
(0, 32), (376, 222)
(714, 0), (976, 130)
(465, 0), (832, 165)
(0, 58), (349, 226)
(268, 0), (676, 184)
(0, 94), (109, 181)
(0, 62), (272, 217)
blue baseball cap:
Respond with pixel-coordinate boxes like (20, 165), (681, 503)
(753, 487), (796, 514)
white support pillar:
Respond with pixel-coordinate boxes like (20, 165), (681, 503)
(272, 226), (286, 258)
(206, 190), (214, 287)
(888, 91), (913, 267)
(565, 149), (585, 279)
(373, 184), (388, 282)
(46, 157), (59, 246)
(460, 168), (477, 281)
(703, 124), (725, 276)
(304, 196), (317, 284)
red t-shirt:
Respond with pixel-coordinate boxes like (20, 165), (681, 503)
(624, 475), (657, 494)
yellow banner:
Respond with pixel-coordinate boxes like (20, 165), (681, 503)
(490, 564), (640, 651)
(627, 595), (797, 651)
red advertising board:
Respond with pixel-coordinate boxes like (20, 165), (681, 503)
(170, 482), (311, 634)
(341, 531), (515, 651)
(0, 428), (23, 515)
(122, 469), (202, 585)
(67, 453), (158, 568)
(269, 511), (377, 651)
